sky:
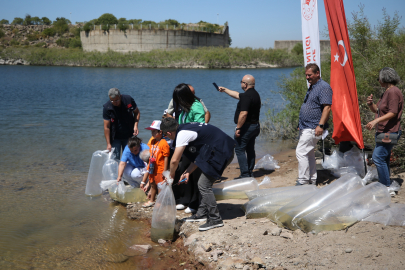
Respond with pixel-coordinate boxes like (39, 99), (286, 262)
(1, 0), (404, 48)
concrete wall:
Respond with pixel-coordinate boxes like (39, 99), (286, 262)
(274, 40), (331, 62)
(81, 27), (229, 52)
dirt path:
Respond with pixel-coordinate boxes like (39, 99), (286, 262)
(177, 149), (405, 270)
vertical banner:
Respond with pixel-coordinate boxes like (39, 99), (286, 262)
(301, 0), (321, 87)
(324, 0), (364, 149)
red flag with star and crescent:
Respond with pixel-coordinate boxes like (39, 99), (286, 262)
(324, 0), (364, 149)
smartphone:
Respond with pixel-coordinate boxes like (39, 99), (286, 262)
(212, 82), (219, 91)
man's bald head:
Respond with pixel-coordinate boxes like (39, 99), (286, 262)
(241, 74), (255, 90)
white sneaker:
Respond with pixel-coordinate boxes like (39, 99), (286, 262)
(185, 207), (196, 214)
(176, 204), (185, 210)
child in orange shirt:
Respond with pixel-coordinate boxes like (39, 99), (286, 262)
(140, 120), (170, 207)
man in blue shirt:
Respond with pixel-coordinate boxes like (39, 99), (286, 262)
(296, 63), (332, 185)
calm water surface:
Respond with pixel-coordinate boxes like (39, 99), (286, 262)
(0, 65), (295, 269)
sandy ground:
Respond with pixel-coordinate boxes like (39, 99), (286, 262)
(127, 149), (405, 269)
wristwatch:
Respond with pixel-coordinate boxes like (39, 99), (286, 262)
(235, 127), (241, 131)
(318, 124), (324, 129)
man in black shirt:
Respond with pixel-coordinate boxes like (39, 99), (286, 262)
(103, 88), (140, 159)
(219, 74), (261, 177)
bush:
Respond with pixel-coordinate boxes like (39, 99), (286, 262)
(43, 28), (55, 37)
(27, 31), (40, 41)
(10, 39), (19, 46)
(53, 18), (69, 35)
(97, 13), (118, 25)
(35, 42), (46, 47)
(24, 14), (33, 26)
(0, 29), (4, 39)
(70, 27), (81, 37)
(118, 22), (128, 32)
(0, 19), (9, 24)
(69, 38), (81, 48)
(56, 38), (69, 47)
(83, 22), (92, 32)
(23, 40), (29, 45)
(291, 42), (303, 55)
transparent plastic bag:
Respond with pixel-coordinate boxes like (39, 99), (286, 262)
(258, 176), (272, 189)
(362, 166), (378, 185)
(343, 147), (365, 177)
(273, 188), (322, 224)
(213, 177), (259, 200)
(108, 181), (147, 204)
(388, 180), (401, 193)
(277, 173), (364, 230)
(102, 149), (119, 180)
(151, 171), (176, 242)
(254, 154), (280, 170)
(100, 180), (117, 191)
(85, 150), (110, 196)
(297, 182), (391, 233)
(246, 186), (298, 201)
(245, 185), (318, 219)
(322, 150), (345, 170)
(331, 166), (358, 178)
(363, 203), (405, 226)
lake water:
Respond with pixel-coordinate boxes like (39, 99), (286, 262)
(0, 65), (296, 269)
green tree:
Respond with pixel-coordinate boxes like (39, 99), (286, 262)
(161, 19), (179, 27)
(23, 14), (33, 25)
(96, 13), (118, 25)
(0, 19), (9, 24)
(127, 19), (142, 25)
(12, 17), (23, 25)
(83, 22), (93, 32)
(41, 17), (51, 25)
(32, 16), (41, 25)
(53, 17), (70, 34)
(118, 17), (127, 23)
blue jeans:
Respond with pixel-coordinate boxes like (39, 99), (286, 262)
(372, 131), (401, 187)
(111, 138), (128, 160)
(234, 123), (260, 177)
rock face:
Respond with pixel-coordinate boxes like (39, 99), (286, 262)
(0, 58), (30, 65)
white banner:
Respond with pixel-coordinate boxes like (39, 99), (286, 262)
(301, 0), (321, 86)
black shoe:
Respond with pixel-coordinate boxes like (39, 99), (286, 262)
(234, 175), (249, 180)
(199, 220), (224, 231)
(183, 214), (207, 222)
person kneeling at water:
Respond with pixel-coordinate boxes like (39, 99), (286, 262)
(140, 120), (170, 208)
(160, 118), (235, 231)
(116, 136), (150, 186)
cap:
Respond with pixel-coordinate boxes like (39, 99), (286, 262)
(145, 120), (161, 130)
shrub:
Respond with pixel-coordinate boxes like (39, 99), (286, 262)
(24, 14), (33, 26)
(23, 40), (29, 45)
(35, 42), (46, 47)
(53, 18), (69, 35)
(83, 22), (92, 32)
(291, 42), (303, 55)
(0, 29), (4, 39)
(56, 38), (68, 47)
(97, 13), (118, 25)
(12, 17), (23, 25)
(69, 38), (81, 48)
(43, 28), (55, 37)
(12, 28), (19, 34)
(0, 19), (9, 24)
(27, 31), (40, 41)
(118, 22), (128, 32)
(70, 27), (81, 37)
(10, 39), (19, 46)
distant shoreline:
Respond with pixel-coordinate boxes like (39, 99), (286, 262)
(0, 46), (303, 69)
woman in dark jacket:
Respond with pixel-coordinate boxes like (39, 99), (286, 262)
(366, 67), (403, 196)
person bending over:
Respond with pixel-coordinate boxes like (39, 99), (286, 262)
(116, 136), (149, 186)
(161, 118), (235, 231)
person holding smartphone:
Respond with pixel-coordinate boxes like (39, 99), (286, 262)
(219, 74), (261, 178)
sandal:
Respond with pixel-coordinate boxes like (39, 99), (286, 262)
(142, 201), (155, 208)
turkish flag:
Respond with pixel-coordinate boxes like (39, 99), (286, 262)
(324, 0), (364, 149)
